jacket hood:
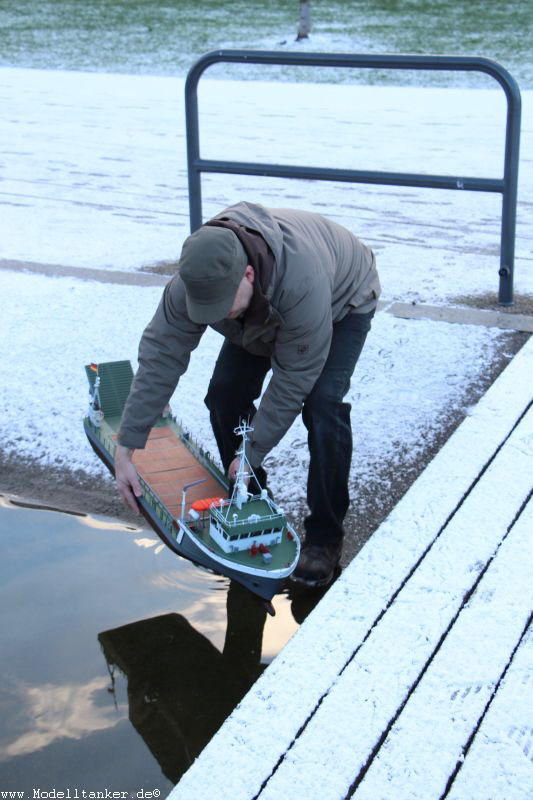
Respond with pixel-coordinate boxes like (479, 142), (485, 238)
(213, 202), (284, 269)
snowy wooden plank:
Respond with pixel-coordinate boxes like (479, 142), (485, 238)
(446, 624), (533, 800)
(352, 499), (533, 800)
(169, 338), (533, 800)
(257, 411), (533, 800)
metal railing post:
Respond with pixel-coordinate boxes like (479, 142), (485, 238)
(499, 85), (522, 304)
(184, 50), (521, 304)
(184, 66), (203, 232)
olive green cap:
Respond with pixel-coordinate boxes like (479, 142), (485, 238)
(179, 226), (248, 324)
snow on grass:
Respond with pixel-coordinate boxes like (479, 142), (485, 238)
(0, 63), (531, 800)
(0, 268), (508, 523)
(0, 67), (528, 515)
(1, 68), (532, 299)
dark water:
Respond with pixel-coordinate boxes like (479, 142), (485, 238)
(0, 496), (311, 793)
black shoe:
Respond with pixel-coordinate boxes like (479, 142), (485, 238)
(291, 541), (342, 587)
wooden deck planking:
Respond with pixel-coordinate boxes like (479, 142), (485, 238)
(258, 409), (533, 800)
(132, 427), (225, 517)
(446, 622), (533, 799)
(353, 498), (533, 800)
(170, 337), (533, 800)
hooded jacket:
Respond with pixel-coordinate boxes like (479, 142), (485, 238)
(118, 202), (380, 466)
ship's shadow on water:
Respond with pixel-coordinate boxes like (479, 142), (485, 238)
(98, 581), (269, 784)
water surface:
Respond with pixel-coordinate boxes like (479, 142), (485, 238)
(0, 496), (301, 791)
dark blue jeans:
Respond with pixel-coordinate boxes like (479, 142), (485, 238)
(204, 309), (374, 545)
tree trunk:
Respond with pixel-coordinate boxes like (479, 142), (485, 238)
(296, 0), (311, 41)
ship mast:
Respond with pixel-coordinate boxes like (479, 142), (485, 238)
(228, 420), (257, 511)
(88, 364), (104, 427)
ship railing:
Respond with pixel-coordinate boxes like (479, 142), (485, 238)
(176, 420), (228, 487)
(104, 432), (117, 458)
(211, 506), (284, 529)
(137, 474), (174, 530)
(92, 423), (117, 461)
(88, 417), (173, 530)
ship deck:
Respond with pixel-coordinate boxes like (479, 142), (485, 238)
(105, 415), (224, 516)
(103, 416), (297, 572)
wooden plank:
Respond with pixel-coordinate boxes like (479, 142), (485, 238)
(352, 499), (533, 800)
(446, 623), (533, 800)
(133, 428), (224, 517)
(257, 412), (532, 800)
(169, 338), (533, 800)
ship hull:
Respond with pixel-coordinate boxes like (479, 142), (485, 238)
(84, 419), (295, 602)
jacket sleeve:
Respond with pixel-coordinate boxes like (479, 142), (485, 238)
(246, 284), (332, 467)
(118, 276), (206, 448)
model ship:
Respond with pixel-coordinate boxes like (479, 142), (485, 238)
(83, 360), (300, 604)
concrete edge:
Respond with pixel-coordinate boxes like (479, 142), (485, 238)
(2, 259), (532, 331)
(0, 258), (170, 286)
(382, 300), (533, 333)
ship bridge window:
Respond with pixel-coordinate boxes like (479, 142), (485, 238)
(214, 521), (228, 540)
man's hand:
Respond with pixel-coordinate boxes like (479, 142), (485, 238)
(115, 444), (142, 513)
(228, 457), (250, 485)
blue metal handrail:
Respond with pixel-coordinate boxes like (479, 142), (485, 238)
(185, 50), (522, 305)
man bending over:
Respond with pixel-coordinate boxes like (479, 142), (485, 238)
(115, 201), (380, 587)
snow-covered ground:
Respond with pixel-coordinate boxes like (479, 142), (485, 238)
(0, 67), (531, 522)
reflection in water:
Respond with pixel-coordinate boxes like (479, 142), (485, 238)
(287, 565), (343, 624)
(0, 497), (338, 789)
(3, 677), (126, 759)
(98, 581), (267, 784)
(97, 570), (343, 785)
